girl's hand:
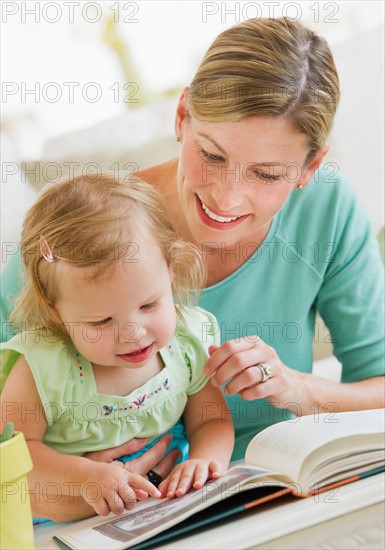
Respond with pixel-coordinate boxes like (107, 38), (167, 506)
(81, 462), (161, 517)
(204, 339), (301, 408)
(84, 434), (180, 481)
(158, 459), (223, 499)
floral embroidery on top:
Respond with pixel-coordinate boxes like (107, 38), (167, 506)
(167, 344), (175, 357)
(182, 352), (193, 383)
(103, 378), (170, 415)
(75, 352), (84, 383)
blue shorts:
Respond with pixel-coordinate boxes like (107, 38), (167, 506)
(115, 418), (189, 464)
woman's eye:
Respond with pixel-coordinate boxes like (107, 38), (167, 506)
(254, 171), (281, 183)
(199, 147), (224, 163)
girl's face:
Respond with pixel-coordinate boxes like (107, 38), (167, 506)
(176, 97), (326, 249)
(53, 236), (176, 371)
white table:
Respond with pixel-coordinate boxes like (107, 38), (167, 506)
(34, 473), (385, 550)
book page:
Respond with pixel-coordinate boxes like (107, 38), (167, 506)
(56, 466), (272, 550)
(245, 409), (385, 486)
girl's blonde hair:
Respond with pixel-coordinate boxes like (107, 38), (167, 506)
(12, 173), (206, 340)
(188, 17), (340, 164)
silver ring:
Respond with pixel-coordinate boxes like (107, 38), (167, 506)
(255, 363), (272, 383)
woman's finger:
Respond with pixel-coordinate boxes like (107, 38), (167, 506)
(125, 434), (173, 476)
(84, 438), (148, 463)
(208, 343), (220, 356)
(203, 339), (256, 376)
(221, 364), (268, 394)
(211, 348), (269, 388)
(150, 448), (181, 480)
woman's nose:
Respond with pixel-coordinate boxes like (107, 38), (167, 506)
(211, 181), (243, 212)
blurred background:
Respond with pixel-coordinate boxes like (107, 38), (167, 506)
(1, 0), (384, 263)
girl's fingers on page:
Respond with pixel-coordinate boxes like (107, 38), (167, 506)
(192, 464), (210, 490)
(173, 462), (202, 496)
(209, 461), (222, 479)
(133, 488), (150, 501)
(91, 496), (110, 517)
(129, 473), (162, 498)
(107, 488), (129, 516)
(175, 469), (195, 497)
(164, 468), (184, 498)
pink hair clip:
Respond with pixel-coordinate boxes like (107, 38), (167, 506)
(39, 234), (55, 263)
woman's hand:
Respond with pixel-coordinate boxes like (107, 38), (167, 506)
(204, 340), (302, 408)
(84, 434), (181, 485)
(158, 458), (223, 499)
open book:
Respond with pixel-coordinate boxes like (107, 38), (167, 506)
(53, 409), (385, 550)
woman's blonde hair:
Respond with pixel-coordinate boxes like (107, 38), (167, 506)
(188, 17), (340, 164)
(12, 173), (206, 340)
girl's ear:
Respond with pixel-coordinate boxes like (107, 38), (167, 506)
(175, 86), (190, 141)
(296, 145), (330, 188)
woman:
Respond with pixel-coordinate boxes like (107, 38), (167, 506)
(1, 17), (384, 521)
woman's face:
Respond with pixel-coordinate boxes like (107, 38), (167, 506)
(176, 103), (324, 249)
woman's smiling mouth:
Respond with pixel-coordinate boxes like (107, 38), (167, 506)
(196, 195), (249, 229)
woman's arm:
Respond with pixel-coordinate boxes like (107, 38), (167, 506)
(204, 341), (385, 415)
(159, 382), (234, 498)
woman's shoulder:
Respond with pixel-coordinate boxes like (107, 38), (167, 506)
(135, 157), (178, 192)
(296, 165), (358, 208)
(279, 167), (367, 242)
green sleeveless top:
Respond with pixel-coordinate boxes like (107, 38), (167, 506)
(0, 306), (219, 456)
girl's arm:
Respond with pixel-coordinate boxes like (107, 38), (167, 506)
(159, 381), (234, 498)
(1, 356), (161, 520)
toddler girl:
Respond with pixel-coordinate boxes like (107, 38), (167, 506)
(0, 173), (234, 519)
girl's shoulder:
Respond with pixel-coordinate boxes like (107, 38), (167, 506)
(171, 306), (219, 396)
(1, 332), (76, 392)
(175, 305), (219, 342)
